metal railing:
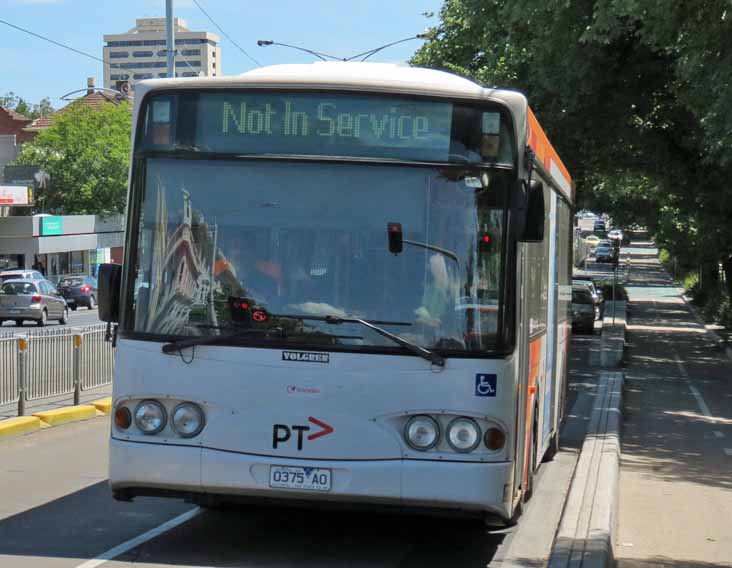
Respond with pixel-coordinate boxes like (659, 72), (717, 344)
(0, 324), (114, 416)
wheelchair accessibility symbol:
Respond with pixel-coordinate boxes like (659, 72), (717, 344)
(475, 374), (497, 397)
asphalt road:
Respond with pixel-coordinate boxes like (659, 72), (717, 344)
(0, 305), (102, 335)
(0, 296), (600, 567)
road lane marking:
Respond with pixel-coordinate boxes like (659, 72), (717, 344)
(713, 431), (725, 439)
(673, 352), (688, 378)
(74, 507), (201, 568)
(688, 385), (713, 419)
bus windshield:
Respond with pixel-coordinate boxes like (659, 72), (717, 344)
(129, 158), (509, 354)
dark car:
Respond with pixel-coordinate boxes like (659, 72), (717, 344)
(571, 286), (595, 334)
(593, 220), (607, 234)
(57, 275), (98, 310)
(573, 277), (604, 319)
(595, 245), (615, 263)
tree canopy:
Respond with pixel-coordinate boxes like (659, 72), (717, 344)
(412, 0), (732, 303)
(11, 100), (132, 216)
(1, 92), (54, 120)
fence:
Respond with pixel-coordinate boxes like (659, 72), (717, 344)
(0, 324), (114, 417)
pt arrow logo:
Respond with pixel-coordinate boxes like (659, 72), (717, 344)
(307, 416), (334, 440)
(272, 417), (335, 450)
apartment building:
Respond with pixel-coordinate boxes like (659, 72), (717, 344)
(103, 18), (221, 91)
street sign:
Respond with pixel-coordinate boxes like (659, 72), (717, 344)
(40, 216), (63, 236)
(0, 185), (33, 206)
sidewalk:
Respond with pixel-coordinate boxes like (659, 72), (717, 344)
(616, 240), (732, 567)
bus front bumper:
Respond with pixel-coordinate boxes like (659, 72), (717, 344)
(110, 439), (513, 519)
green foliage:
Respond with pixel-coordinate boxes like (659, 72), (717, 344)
(1, 91), (54, 119)
(658, 248), (671, 265)
(12, 101), (132, 215)
(412, 0), (732, 319)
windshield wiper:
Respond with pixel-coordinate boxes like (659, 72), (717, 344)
(161, 326), (284, 354)
(273, 313), (445, 367)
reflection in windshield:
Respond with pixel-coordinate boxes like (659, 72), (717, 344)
(131, 159), (507, 353)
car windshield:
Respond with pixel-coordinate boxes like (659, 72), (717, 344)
(129, 158), (510, 353)
(2, 282), (35, 295)
(572, 289), (592, 303)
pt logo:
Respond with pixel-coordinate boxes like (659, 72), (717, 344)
(475, 374), (497, 397)
(272, 416), (335, 450)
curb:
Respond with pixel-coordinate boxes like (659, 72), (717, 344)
(91, 397), (113, 414)
(33, 405), (98, 426)
(548, 371), (624, 568)
(0, 416), (42, 440)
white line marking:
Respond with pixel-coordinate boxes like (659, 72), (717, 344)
(688, 385), (713, 419)
(724, 448), (732, 457)
(673, 352), (688, 378)
(713, 431), (725, 439)
(74, 507), (201, 568)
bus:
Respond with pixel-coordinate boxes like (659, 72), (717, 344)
(98, 62), (573, 525)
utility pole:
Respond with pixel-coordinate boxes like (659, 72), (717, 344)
(166, 0), (175, 79)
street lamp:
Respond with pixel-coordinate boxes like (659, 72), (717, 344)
(256, 40), (342, 62)
(257, 31), (435, 62)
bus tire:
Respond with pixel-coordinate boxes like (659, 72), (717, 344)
(543, 429), (560, 462)
(524, 415), (538, 502)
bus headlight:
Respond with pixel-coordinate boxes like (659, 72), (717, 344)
(446, 417), (481, 452)
(170, 402), (205, 438)
(404, 415), (439, 450)
(134, 400), (167, 435)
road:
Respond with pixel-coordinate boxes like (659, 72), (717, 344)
(615, 239), (732, 566)
(0, 305), (102, 335)
(0, 328), (600, 567)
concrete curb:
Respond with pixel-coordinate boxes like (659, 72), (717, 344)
(600, 301), (627, 368)
(0, 416), (42, 439)
(548, 371), (624, 568)
(32, 405), (98, 427)
(0, 396), (113, 441)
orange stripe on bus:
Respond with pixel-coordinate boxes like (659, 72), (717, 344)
(523, 336), (544, 489)
(527, 107), (573, 198)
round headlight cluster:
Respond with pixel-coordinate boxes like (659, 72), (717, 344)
(134, 400), (167, 435)
(125, 400), (205, 438)
(446, 417), (481, 453)
(171, 402), (205, 438)
(404, 415), (439, 450)
(403, 414), (506, 453)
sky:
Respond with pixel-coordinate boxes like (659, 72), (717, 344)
(0, 0), (445, 108)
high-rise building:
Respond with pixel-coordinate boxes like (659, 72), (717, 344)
(103, 18), (221, 92)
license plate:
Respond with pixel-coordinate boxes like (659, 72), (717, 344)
(269, 465), (331, 491)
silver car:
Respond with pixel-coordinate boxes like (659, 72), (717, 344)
(0, 279), (69, 327)
(0, 269), (45, 283)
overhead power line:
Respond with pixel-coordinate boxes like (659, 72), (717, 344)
(191, 0), (261, 67)
(0, 18), (109, 67)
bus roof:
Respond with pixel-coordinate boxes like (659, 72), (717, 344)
(133, 62), (572, 200)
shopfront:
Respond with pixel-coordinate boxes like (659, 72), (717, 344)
(0, 214), (124, 282)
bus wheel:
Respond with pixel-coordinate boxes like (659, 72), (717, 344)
(543, 429), (560, 462)
(524, 417), (538, 502)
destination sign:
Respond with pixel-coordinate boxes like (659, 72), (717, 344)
(141, 92), (512, 164)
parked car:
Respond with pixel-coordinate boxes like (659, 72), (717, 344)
(595, 245), (616, 263)
(0, 279), (69, 326)
(608, 228), (623, 241)
(0, 269), (45, 283)
(571, 286), (595, 334)
(593, 220), (607, 233)
(57, 275), (98, 310)
(573, 277), (604, 319)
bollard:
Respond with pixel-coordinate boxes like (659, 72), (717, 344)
(73, 334), (82, 405)
(17, 336), (27, 416)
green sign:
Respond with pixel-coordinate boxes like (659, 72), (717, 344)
(40, 216), (63, 236)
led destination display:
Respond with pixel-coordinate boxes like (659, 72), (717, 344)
(142, 91), (511, 163)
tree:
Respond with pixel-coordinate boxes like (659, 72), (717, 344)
(11, 100), (132, 216)
(1, 92), (54, 119)
(412, 0), (732, 308)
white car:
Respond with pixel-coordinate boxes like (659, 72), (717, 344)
(0, 269), (45, 283)
(607, 229), (623, 240)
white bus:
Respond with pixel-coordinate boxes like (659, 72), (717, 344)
(98, 62), (573, 525)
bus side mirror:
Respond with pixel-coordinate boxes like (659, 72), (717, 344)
(518, 180), (545, 242)
(98, 263), (122, 323)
